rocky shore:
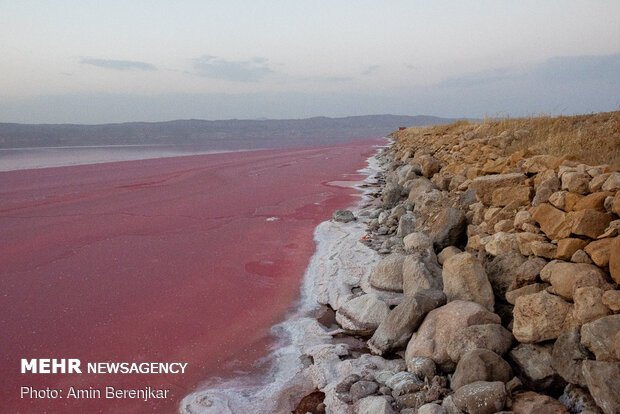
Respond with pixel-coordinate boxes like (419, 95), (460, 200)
(293, 118), (619, 414)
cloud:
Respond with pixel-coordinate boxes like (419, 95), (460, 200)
(362, 65), (379, 75)
(438, 53), (620, 88)
(191, 55), (274, 82)
(80, 58), (157, 71)
(297, 75), (354, 83)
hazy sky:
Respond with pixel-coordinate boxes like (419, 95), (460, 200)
(1, 0), (619, 123)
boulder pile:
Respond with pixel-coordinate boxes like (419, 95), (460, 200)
(303, 121), (619, 414)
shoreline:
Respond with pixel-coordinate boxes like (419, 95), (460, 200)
(0, 140), (381, 413)
(181, 112), (620, 414)
(179, 142), (392, 413)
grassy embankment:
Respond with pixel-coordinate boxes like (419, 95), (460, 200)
(394, 111), (620, 169)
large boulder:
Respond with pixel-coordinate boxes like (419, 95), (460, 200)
(539, 260), (609, 301)
(505, 283), (549, 305)
(572, 287), (612, 326)
(584, 238), (613, 267)
(484, 232), (519, 256)
(416, 154), (441, 178)
(580, 315), (620, 362)
(531, 203), (572, 240)
(355, 395), (396, 414)
(405, 300), (501, 371)
(335, 294), (390, 335)
(368, 290), (446, 355)
(402, 255), (442, 296)
(407, 177), (436, 204)
(446, 324), (514, 363)
(582, 360), (620, 414)
(567, 209), (612, 239)
(551, 327), (590, 387)
(383, 182), (405, 207)
(442, 252), (494, 311)
(370, 254), (406, 292)
(509, 343), (565, 392)
(453, 381), (507, 414)
(513, 290), (573, 343)
(485, 251), (528, 298)
(332, 209), (355, 223)
(427, 207), (467, 250)
(561, 171), (591, 194)
(556, 238), (589, 260)
(512, 392), (569, 414)
(451, 349), (513, 390)
(602, 172), (620, 191)
(397, 213), (417, 237)
(491, 185), (533, 207)
(510, 257), (548, 290)
(472, 173), (526, 205)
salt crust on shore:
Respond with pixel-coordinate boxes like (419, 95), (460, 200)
(179, 145), (389, 414)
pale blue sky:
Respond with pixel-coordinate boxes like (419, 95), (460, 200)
(1, 0), (619, 123)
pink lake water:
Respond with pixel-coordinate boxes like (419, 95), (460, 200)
(0, 139), (382, 413)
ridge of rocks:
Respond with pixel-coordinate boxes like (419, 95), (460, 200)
(296, 118), (619, 414)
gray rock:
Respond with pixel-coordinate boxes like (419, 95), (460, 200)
(580, 314), (620, 362)
(403, 231), (433, 252)
(374, 371), (396, 386)
(335, 294), (390, 335)
(407, 177), (436, 204)
(379, 386), (392, 395)
(369, 289), (446, 355)
(333, 209), (355, 222)
(402, 255), (442, 297)
(418, 403), (447, 414)
(453, 381), (507, 414)
(356, 395), (396, 414)
(451, 349), (513, 390)
(370, 254), (406, 292)
(442, 252), (495, 311)
(509, 343), (566, 392)
(511, 257), (548, 290)
(459, 188), (478, 210)
(383, 182), (405, 208)
(441, 396), (463, 414)
(397, 213), (417, 237)
(395, 391), (426, 410)
(582, 360), (620, 414)
(552, 327), (590, 387)
(428, 207), (467, 250)
(407, 357), (436, 380)
(405, 300), (501, 371)
(388, 372), (423, 397)
(335, 374), (361, 393)
(559, 384), (602, 414)
(447, 324), (514, 363)
(350, 380), (379, 400)
(485, 251), (528, 298)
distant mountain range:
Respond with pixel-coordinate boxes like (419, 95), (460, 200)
(0, 115), (469, 150)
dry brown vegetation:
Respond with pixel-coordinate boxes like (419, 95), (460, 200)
(394, 111), (620, 169)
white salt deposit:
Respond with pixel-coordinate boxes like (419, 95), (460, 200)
(179, 144), (388, 414)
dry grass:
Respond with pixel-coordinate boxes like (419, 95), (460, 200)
(394, 111), (620, 169)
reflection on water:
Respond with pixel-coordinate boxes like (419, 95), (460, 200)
(0, 145), (261, 171)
